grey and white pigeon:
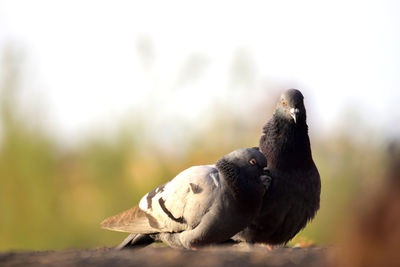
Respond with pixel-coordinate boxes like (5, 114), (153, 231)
(101, 147), (270, 249)
(234, 89), (321, 245)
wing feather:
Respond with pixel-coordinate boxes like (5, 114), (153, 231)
(101, 165), (220, 234)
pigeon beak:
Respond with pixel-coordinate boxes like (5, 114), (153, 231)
(290, 108), (300, 123)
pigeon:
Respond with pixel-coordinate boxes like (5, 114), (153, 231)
(101, 147), (270, 249)
(233, 89), (321, 245)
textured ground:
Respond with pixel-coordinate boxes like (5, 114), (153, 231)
(0, 245), (329, 267)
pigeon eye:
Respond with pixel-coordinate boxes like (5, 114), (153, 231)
(282, 100), (287, 107)
(249, 158), (257, 165)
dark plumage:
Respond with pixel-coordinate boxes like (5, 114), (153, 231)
(234, 89), (321, 245)
(101, 148), (270, 249)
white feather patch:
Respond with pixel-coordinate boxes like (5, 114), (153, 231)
(139, 194), (149, 210)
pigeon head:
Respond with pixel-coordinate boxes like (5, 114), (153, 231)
(216, 148), (269, 185)
(275, 89), (306, 124)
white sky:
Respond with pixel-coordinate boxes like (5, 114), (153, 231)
(0, 0), (399, 143)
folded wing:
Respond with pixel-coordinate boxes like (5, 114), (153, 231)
(100, 165), (220, 234)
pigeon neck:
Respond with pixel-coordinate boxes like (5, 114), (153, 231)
(215, 159), (254, 195)
(263, 114), (314, 170)
(215, 159), (239, 185)
(215, 159), (263, 211)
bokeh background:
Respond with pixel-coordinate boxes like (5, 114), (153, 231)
(0, 0), (399, 250)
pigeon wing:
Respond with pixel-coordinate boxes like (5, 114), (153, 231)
(100, 165), (220, 234)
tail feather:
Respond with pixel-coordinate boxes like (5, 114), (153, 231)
(100, 205), (159, 234)
(116, 233), (154, 250)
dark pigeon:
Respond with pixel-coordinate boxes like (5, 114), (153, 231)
(233, 89), (321, 245)
(101, 147), (270, 249)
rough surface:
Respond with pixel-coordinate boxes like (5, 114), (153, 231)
(0, 245), (328, 267)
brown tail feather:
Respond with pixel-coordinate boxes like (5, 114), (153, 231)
(100, 205), (160, 234)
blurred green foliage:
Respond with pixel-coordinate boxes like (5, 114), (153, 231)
(0, 49), (388, 250)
